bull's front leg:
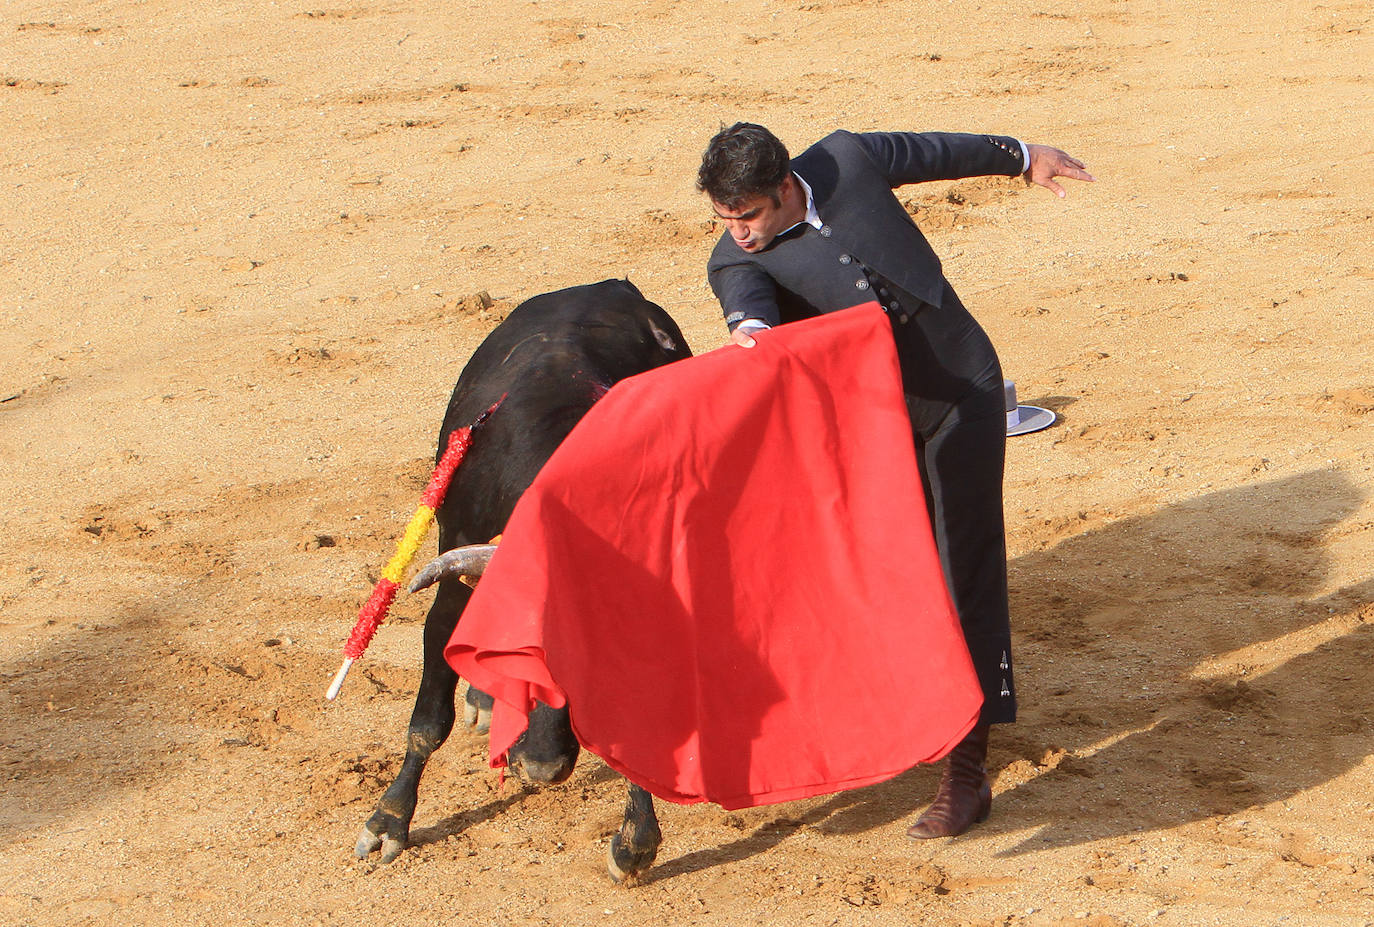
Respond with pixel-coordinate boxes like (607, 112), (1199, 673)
(607, 782), (661, 882)
(355, 579), (470, 863)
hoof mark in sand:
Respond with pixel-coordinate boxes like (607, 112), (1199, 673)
(17, 21), (104, 35)
(347, 82), (470, 106)
(296, 8), (377, 21)
(3, 76), (67, 93)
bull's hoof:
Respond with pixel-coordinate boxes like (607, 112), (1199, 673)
(606, 820), (661, 883)
(606, 834), (653, 884)
(462, 687), (494, 735)
(355, 810), (410, 864)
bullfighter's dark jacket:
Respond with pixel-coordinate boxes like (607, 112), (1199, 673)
(707, 130), (1026, 328)
(705, 129), (1025, 723)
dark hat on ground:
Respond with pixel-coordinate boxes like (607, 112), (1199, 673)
(1004, 379), (1055, 436)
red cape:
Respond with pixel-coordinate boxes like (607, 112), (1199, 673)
(444, 304), (982, 809)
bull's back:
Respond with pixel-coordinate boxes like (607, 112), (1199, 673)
(435, 279), (690, 545)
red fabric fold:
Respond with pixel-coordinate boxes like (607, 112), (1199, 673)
(444, 303), (982, 809)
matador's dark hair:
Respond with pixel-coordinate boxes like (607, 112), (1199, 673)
(696, 122), (791, 209)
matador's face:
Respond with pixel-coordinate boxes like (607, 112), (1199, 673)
(710, 174), (806, 253)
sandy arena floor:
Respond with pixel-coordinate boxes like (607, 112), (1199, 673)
(2, 1), (1372, 924)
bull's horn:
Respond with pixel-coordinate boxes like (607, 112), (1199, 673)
(408, 543), (498, 593)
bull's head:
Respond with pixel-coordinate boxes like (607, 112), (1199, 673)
(410, 543), (581, 785)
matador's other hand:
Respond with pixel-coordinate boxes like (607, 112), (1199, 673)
(1024, 144), (1095, 198)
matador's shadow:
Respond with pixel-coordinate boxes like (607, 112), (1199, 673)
(981, 467), (1371, 853)
(645, 468), (1371, 875)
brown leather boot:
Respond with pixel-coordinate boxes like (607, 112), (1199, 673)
(906, 721), (992, 838)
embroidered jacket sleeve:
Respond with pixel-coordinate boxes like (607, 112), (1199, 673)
(708, 239), (785, 331)
(855, 131), (1026, 187)
(707, 130), (1029, 331)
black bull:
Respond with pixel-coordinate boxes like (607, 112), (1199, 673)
(355, 279), (692, 881)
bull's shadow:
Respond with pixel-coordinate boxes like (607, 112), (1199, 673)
(637, 467), (1370, 876)
(0, 604), (169, 834)
(0, 601), (198, 839)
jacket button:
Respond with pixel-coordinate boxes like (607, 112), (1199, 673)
(855, 279), (870, 291)
(820, 225), (833, 238)
(838, 254), (852, 265)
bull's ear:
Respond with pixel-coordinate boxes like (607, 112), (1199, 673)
(649, 320), (678, 353)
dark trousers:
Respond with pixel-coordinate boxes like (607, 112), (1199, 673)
(889, 281), (1015, 724)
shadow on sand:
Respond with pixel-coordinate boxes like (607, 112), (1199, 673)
(643, 468), (1371, 875)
